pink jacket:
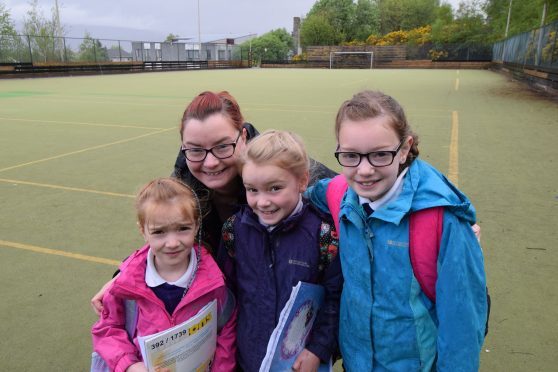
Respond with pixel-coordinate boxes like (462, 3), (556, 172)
(91, 245), (237, 372)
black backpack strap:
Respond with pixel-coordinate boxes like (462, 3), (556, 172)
(318, 221), (339, 272)
(222, 215), (236, 258)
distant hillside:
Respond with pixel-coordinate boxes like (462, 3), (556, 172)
(14, 20), (167, 42)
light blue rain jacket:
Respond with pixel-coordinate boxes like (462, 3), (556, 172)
(306, 159), (487, 372)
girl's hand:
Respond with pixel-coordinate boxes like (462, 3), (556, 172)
(472, 223), (481, 242)
(125, 362), (148, 372)
(292, 349), (320, 372)
(90, 276), (118, 315)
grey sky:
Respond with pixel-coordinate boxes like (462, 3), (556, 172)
(4, 0), (464, 41)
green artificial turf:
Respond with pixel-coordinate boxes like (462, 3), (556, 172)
(0, 68), (557, 371)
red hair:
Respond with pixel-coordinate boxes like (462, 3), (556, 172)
(180, 91), (244, 139)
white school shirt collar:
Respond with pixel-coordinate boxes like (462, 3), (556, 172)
(358, 167), (409, 212)
(145, 247), (197, 288)
(259, 195), (304, 232)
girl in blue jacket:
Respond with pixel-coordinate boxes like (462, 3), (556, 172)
(306, 91), (488, 371)
(219, 130), (343, 372)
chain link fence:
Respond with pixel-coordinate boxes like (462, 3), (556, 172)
(407, 43), (492, 61)
(493, 19), (558, 71)
(0, 34), (243, 64)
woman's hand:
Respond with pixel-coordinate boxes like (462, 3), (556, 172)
(90, 276), (117, 315)
(292, 349), (320, 372)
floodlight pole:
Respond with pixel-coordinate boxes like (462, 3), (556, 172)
(541, 1), (547, 27)
(197, 0), (202, 59)
(504, 0), (512, 38)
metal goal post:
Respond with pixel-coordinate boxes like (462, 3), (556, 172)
(329, 51), (374, 69)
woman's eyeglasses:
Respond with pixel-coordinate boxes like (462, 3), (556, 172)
(181, 131), (242, 162)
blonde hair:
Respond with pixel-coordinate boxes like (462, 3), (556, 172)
(335, 90), (419, 170)
(239, 130), (310, 181)
(136, 177), (201, 230)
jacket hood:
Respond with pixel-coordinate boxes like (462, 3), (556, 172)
(346, 159), (476, 225)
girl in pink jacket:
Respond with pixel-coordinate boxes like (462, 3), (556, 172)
(92, 177), (236, 372)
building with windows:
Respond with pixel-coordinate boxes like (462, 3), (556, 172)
(131, 34), (256, 62)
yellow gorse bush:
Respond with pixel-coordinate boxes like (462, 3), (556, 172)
(365, 26), (432, 46)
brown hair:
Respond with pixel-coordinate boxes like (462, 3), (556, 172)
(180, 91), (244, 139)
(335, 90), (419, 170)
(239, 130), (310, 182)
(136, 177), (201, 229)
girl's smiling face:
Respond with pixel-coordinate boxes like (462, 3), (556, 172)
(242, 161), (307, 226)
(338, 116), (412, 201)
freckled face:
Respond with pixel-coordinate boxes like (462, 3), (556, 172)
(338, 116), (411, 201)
(181, 113), (246, 194)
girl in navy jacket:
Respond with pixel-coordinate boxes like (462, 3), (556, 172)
(219, 130), (343, 372)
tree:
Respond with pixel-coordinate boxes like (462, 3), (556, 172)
(301, 0), (355, 45)
(353, 0), (381, 41)
(240, 29), (293, 62)
(451, 0), (491, 44)
(0, 4), (28, 63)
(78, 32), (108, 62)
(307, 0), (356, 40)
(378, 0), (439, 34)
(485, 0), (558, 39)
(300, 12), (342, 46)
(1, 3), (18, 36)
(165, 33), (179, 42)
(23, 0), (66, 62)
(431, 3), (455, 44)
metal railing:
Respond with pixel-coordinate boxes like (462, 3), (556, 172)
(493, 19), (558, 71)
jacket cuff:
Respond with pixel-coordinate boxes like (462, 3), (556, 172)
(305, 342), (330, 364)
(115, 353), (141, 372)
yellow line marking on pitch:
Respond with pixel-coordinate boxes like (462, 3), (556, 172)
(448, 111), (459, 186)
(0, 127), (174, 173)
(0, 178), (134, 198)
(0, 116), (165, 130)
(454, 78), (460, 91)
(0, 240), (120, 266)
(10, 96), (180, 109)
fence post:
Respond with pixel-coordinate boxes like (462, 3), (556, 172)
(63, 37), (68, 63)
(26, 35), (33, 66)
(536, 28), (544, 66)
(118, 40), (122, 62)
(93, 39), (97, 62)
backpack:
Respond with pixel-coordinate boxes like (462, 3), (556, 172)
(222, 213), (339, 272)
(325, 174), (490, 335)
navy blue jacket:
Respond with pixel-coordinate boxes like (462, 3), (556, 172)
(219, 202), (343, 372)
